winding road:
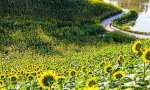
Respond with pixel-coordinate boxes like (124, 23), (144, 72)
(101, 9), (150, 39)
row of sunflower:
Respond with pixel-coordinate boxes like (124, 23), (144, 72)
(0, 40), (150, 89)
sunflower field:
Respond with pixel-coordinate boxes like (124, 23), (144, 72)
(1, 0), (150, 90)
(1, 39), (150, 90)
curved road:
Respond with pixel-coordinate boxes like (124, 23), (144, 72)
(101, 9), (150, 39)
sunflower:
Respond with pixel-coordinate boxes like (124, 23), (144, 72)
(0, 88), (6, 90)
(38, 71), (58, 89)
(0, 80), (4, 86)
(142, 49), (150, 62)
(116, 55), (124, 64)
(69, 69), (76, 77)
(104, 65), (114, 73)
(132, 40), (142, 54)
(83, 86), (99, 90)
(27, 75), (34, 82)
(87, 71), (94, 75)
(8, 74), (18, 83)
(113, 71), (125, 80)
(57, 76), (66, 85)
(0, 74), (6, 80)
(86, 77), (97, 87)
(81, 66), (86, 72)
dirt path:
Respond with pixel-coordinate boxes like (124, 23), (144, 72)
(101, 9), (150, 39)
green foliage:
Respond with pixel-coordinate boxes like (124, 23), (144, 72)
(113, 9), (138, 25)
(0, 0), (122, 54)
(103, 31), (137, 43)
(111, 10), (150, 35)
(82, 24), (106, 35)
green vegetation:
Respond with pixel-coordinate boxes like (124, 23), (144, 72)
(1, 0), (150, 90)
(112, 10), (150, 35)
(103, 30), (137, 43)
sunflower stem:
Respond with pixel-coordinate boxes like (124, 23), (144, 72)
(143, 62), (146, 80)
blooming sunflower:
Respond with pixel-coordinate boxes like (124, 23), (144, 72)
(132, 40), (142, 54)
(142, 49), (150, 62)
(87, 71), (94, 75)
(38, 71), (58, 89)
(8, 74), (18, 83)
(57, 76), (66, 85)
(113, 71), (125, 80)
(27, 75), (34, 82)
(81, 66), (86, 72)
(116, 55), (123, 64)
(0, 80), (4, 86)
(0, 88), (6, 90)
(69, 69), (76, 77)
(86, 77), (97, 87)
(83, 86), (99, 90)
(104, 65), (114, 73)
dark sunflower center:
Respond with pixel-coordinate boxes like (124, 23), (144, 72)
(146, 51), (150, 60)
(58, 78), (65, 84)
(0, 81), (3, 85)
(28, 75), (34, 81)
(88, 72), (93, 74)
(11, 76), (17, 81)
(115, 73), (123, 79)
(42, 75), (55, 87)
(88, 80), (96, 87)
(135, 43), (141, 51)
(1, 75), (5, 79)
(71, 71), (76, 76)
(106, 67), (113, 73)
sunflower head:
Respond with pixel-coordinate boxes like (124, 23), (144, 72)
(27, 75), (34, 82)
(0, 88), (7, 90)
(38, 71), (57, 89)
(69, 69), (76, 77)
(0, 74), (6, 80)
(87, 71), (94, 75)
(57, 76), (66, 84)
(8, 74), (18, 84)
(142, 49), (150, 63)
(83, 86), (99, 90)
(0, 80), (4, 86)
(113, 71), (125, 80)
(132, 40), (142, 55)
(81, 66), (86, 72)
(86, 77), (97, 87)
(104, 65), (114, 73)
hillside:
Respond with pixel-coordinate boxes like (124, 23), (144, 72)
(1, 0), (150, 90)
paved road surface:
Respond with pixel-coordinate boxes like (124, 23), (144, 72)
(101, 9), (150, 39)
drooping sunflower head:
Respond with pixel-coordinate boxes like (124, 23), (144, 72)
(86, 77), (97, 87)
(38, 71), (57, 89)
(104, 65), (114, 73)
(142, 49), (150, 63)
(113, 71), (125, 80)
(69, 69), (76, 77)
(132, 40), (142, 54)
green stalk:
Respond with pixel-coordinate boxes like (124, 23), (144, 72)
(143, 62), (146, 80)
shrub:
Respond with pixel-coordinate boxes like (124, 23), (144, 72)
(82, 24), (106, 35)
(103, 31), (137, 43)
